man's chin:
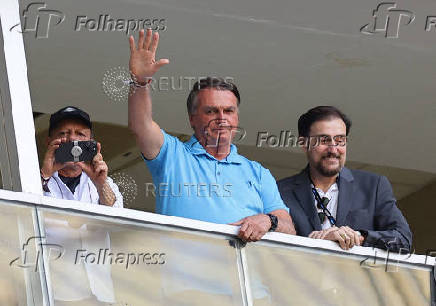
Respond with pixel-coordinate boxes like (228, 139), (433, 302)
(62, 162), (79, 169)
(317, 163), (342, 177)
(206, 135), (232, 147)
(59, 163), (82, 175)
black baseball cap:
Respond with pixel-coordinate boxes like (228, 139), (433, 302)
(49, 106), (92, 134)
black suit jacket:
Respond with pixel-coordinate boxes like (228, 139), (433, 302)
(277, 167), (412, 251)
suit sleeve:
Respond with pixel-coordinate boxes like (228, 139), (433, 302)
(362, 176), (412, 252)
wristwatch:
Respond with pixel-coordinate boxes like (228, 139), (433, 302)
(40, 170), (51, 192)
(267, 214), (278, 232)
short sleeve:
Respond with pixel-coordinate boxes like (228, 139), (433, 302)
(142, 130), (182, 183)
(260, 167), (289, 214)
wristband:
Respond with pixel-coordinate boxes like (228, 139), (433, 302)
(129, 73), (152, 88)
(40, 170), (50, 192)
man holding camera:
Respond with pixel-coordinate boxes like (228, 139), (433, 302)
(40, 106), (122, 304)
(40, 106), (123, 207)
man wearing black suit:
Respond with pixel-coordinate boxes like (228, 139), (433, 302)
(277, 106), (412, 251)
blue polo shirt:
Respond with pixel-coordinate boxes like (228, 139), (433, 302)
(144, 130), (289, 224)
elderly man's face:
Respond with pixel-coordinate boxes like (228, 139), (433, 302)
(48, 119), (92, 171)
(49, 119), (91, 142)
(189, 88), (239, 148)
(304, 118), (347, 177)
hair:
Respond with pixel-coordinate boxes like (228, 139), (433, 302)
(186, 77), (240, 115)
(298, 106), (352, 137)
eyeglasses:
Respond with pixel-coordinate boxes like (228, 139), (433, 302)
(311, 189), (337, 226)
(310, 135), (348, 147)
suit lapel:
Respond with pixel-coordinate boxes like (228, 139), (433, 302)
(292, 168), (322, 231)
(336, 167), (354, 226)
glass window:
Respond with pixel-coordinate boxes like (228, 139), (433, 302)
(0, 200), (45, 305)
(244, 242), (433, 306)
(38, 207), (244, 306)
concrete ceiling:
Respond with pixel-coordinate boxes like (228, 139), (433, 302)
(17, 0), (436, 214)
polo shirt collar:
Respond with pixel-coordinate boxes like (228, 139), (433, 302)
(185, 134), (243, 164)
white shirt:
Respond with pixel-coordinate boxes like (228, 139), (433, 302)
(43, 172), (123, 303)
(44, 171), (123, 208)
(311, 183), (339, 230)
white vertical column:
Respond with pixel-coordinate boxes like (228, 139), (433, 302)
(0, 0), (42, 194)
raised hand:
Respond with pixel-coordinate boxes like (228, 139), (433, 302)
(129, 28), (169, 82)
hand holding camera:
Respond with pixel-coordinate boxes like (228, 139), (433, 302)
(41, 138), (102, 184)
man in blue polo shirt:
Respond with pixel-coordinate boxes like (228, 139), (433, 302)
(127, 29), (295, 241)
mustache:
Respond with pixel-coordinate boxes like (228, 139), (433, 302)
(210, 125), (238, 130)
(322, 153), (341, 159)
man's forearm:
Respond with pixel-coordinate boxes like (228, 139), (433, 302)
(271, 210), (296, 235)
(128, 86), (163, 159)
(97, 181), (116, 206)
(128, 86), (153, 136)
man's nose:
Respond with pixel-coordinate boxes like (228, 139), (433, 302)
(216, 110), (225, 119)
(326, 144), (338, 153)
(68, 134), (78, 142)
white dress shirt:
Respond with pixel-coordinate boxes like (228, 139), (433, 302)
(44, 171), (123, 208)
(311, 183), (339, 230)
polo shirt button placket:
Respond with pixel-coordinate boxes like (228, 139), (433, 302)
(215, 161), (223, 185)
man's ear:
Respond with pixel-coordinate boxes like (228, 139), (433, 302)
(299, 136), (309, 153)
(189, 114), (194, 130)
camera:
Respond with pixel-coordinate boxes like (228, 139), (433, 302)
(55, 141), (97, 163)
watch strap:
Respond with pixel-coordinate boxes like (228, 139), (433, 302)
(267, 213), (278, 232)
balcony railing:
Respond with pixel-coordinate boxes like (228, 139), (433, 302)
(0, 189), (434, 306)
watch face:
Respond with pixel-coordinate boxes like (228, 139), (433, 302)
(268, 214), (278, 232)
